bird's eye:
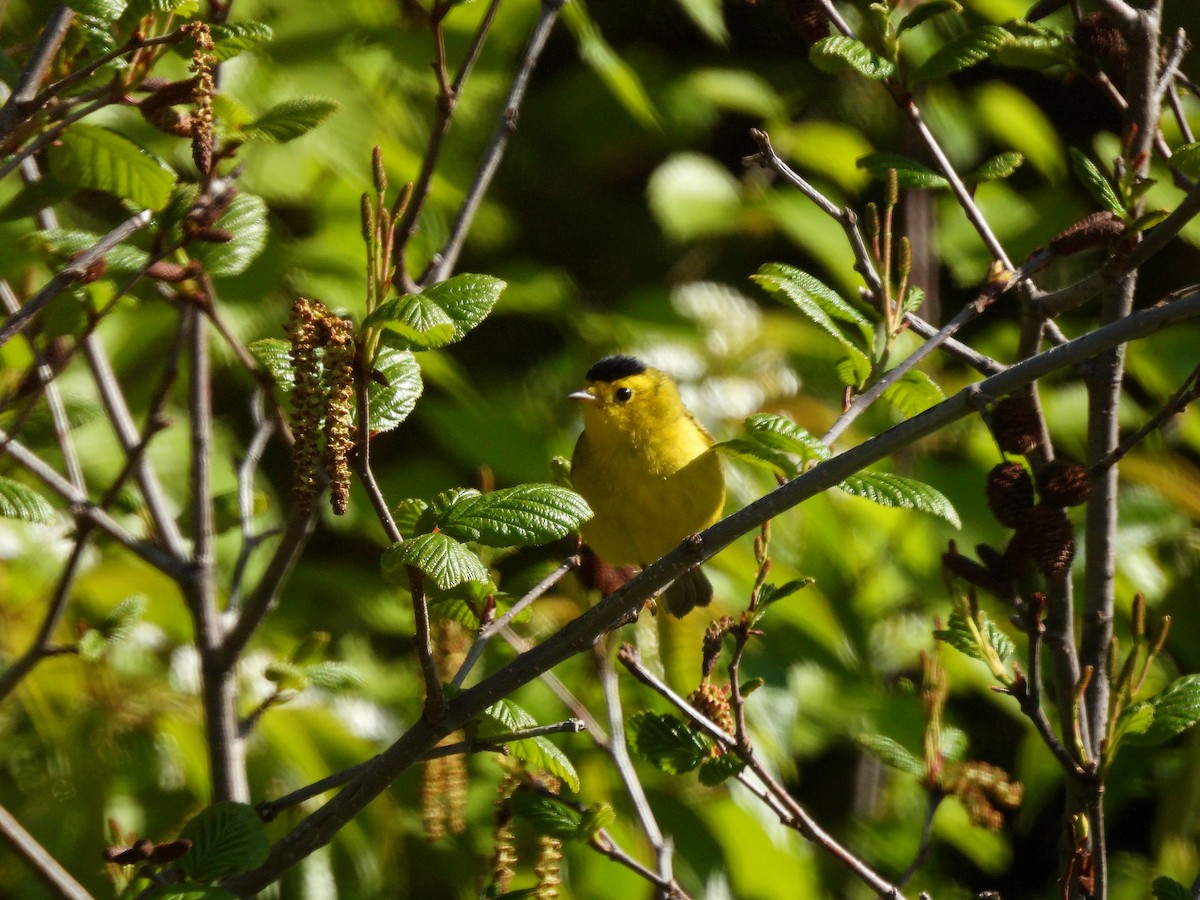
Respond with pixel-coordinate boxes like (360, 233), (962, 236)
(614, 387), (633, 403)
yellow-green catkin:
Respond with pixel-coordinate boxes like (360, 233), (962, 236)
(183, 22), (215, 175)
(491, 773), (520, 892)
(286, 299), (325, 517)
(320, 315), (356, 515)
(421, 620), (471, 838)
(534, 836), (562, 899)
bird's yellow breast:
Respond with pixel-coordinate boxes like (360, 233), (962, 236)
(570, 367), (725, 566)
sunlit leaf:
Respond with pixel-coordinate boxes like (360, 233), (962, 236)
(838, 471), (961, 528)
(209, 22), (274, 62)
(0, 476), (55, 524)
(191, 193), (268, 276)
(810, 36), (896, 80)
(627, 712), (710, 774)
(241, 97), (340, 143)
(1070, 148), (1125, 216)
(967, 151), (1025, 184)
(381, 533), (489, 590)
(178, 802), (270, 881)
(1124, 675), (1200, 747)
(508, 791), (583, 839)
(856, 733), (924, 776)
(913, 25), (1013, 81)
(437, 484), (592, 548)
(364, 347), (423, 432)
(857, 152), (950, 190)
(47, 124), (175, 210)
(881, 369), (945, 417)
(897, 0), (961, 34)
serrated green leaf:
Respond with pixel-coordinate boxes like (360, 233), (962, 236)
(810, 36), (896, 80)
(437, 484), (592, 548)
(21, 228), (151, 274)
(249, 338), (292, 389)
(752, 264), (872, 383)
(0, 476), (56, 524)
(78, 629), (107, 662)
(758, 579), (811, 609)
(481, 698), (538, 732)
(941, 726), (968, 762)
(241, 97), (339, 143)
(897, 0), (961, 34)
(100, 595), (146, 642)
(1113, 701), (1155, 747)
(1128, 209), (1169, 234)
(627, 712), (710, 775)
(392, 498), (430, 539)
(857, 152), (950, 190)
(422, 274), (507, 341)
(508, 791), (583, 839)
(427, 594), (482, 630)
(698, 752), (746, 786)
(191, 193), (268, 277)
(1070, 148), (1125, 216)
(1125, 675), (1200, 747)
(511, 736), (581, 794)
(264, 659), (308, 690)
(991, 23), (1072, 69)
(914, 25), (1013, 80)
(209, 22), (273, 63)
(934, 609), (1013, 664)
(1173, 143), (1200, 179)
(838, 471), (961, 528)
(178, 802), (270, 881)
(364, 347), (422, 432)
(856, 733), (924, 776)
(1151, 876), (1192, 900)
(743, 413), (831, 465)
(381, 533), (489, 591)
(881, 369), (945, 417)
(66, 0), (126, 20)
(365, 293), (455, 349)
(712, 438), (798, 479)
(903, 285), (926, 314)
(967, 151), (1025, 184)
(304, 661), (365, 692)
(835, 354), (871, 389)
(46, 124), (175, 210)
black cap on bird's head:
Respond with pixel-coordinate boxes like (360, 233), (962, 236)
(585, 354), (647, 383)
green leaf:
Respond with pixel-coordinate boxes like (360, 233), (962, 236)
(21, 228), (151, 274)
(381, 533), (489, 591)
(178, 802), (270, 881)
(913, 25), (1013, 81)
(578, 803), (616, 841)
(757, 579), (812, 609)
(66, 0), (127, 20)
(742, 412), (832, 466)
(934, 609), (1014, 665)
(1125, 675), (1200, 747)
(437, 484), (593, 548)
(627, 712), (710, 775)
(856, 733), (925, 777)
(100, 595), (146, 643)
(903, 284), (926, 314)
(698, 752), (746, 786)
(514, 737), (582, 794)
(1070, 148), (1125, 216)
(967, 151), (1025, 184)
(145, 886), (239, 900)
(857, 152), (950, 190)
(46, 124), (175, 210)
(423, 274), (507, 342)
(365, 347), (423, 433)
(712, 438), (797, 479)
(264, 659), (308, 691)
(241, 97), (340, 143)
(672, 0), (728, 44)
(648, 153), (741, 242)
(191, 193), (268, 277)
(838, 471), (961, 529)
(810, 36), (896, 80)
(897, 0), (961, 34)
(508, 791), (583, 839)
(752, 263), (872, 383)
(1173, 143), (1200, 179)
(304, 661), (365, 692)
(209, 22), (274, 63)
(78, 629), (107, 662)
(365, 293), (455, 349)
(1151, 876), (1193, 900)
(0, 476), (55, 524)
(248, 338), (292, 389)
(481, 697), (538, 732)
(991, 22), (1072, 69)
(1128, 209), (1170, 234)
(881, 369), (945, 417)
(561, 3), (659, 128)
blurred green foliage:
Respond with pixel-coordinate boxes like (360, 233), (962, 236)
(2, 0), (1200, 897)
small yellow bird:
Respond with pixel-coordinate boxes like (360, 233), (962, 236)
(569, 354), (725, 616)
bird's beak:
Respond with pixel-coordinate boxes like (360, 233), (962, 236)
(568, 389), (596, 403)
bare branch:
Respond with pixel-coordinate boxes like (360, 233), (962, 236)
(0, 802), (95, 900)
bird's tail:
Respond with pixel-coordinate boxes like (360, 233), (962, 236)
(661, 565), (713, 617)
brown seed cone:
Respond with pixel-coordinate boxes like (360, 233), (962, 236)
(943, 550), (1010, 597)
(1036, 459), (1092, 507)
(1074, 13), (1129, 86)
(1049, 211), (1126, 256)
(783, 0), (830, 44)
(986, 462), (1035, 528)
(1023, 504), (1075, 578)
(990, 393), (1041, 456)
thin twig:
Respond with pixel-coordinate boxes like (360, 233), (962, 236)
(451, 555), (580, 688)
(0, 801), (95, 900)
(0, 210), (153, 349)
(904, 312), (1005, 376)
(0, 5), (75, 140)
(1089, 357), (1200, 476)
(422, 0), (565, 285)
